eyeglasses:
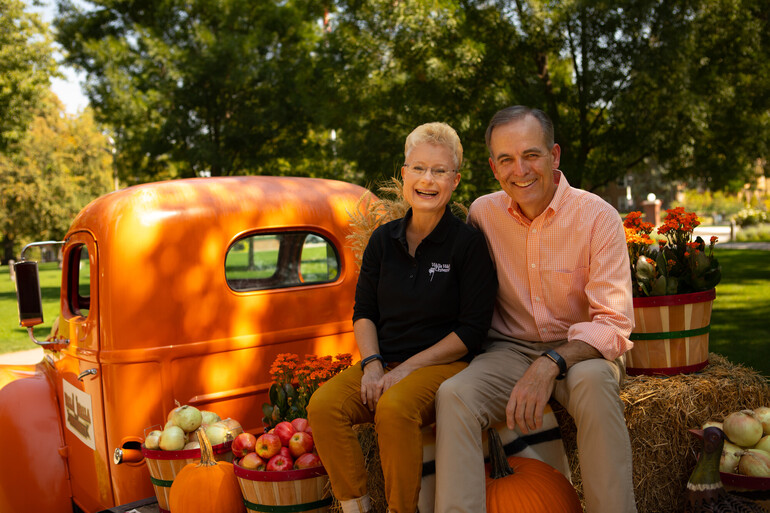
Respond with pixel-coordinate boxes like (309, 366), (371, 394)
(403, 164), (456, 179)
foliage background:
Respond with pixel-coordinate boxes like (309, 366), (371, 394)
(50, 0), (769, 204)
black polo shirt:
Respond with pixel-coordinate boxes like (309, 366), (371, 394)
(352, 206), (497, 363)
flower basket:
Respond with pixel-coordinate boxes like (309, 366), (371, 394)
(625, 289), (715, 376)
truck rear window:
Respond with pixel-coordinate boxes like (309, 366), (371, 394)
(225, 232), (340, 291)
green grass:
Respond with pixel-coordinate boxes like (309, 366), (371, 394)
(2, 250), (768, 381)
(734, 223), (770, 242)
(709, 249), (770, 379)
(0, 261), (62, 353)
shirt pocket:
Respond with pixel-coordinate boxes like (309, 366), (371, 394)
(540, 267), (589, 318)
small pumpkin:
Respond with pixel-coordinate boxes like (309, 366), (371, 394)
(169, 427), (246, 513)
(485, 429), (582, 513)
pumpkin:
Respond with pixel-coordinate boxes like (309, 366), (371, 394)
(169, 427), (246, 513)
(485, 428), (582, 513)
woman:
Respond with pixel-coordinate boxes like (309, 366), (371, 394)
(307, 122), (497, 513)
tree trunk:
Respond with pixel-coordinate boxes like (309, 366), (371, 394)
(2, 233), (16, 265)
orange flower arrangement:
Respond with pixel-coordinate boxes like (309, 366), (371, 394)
(262, 353), (352, 428)
(624, 208), (721, 297)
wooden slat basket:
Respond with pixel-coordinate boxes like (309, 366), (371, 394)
(234, 461), (332, 513)
(626, 289), (716, 376)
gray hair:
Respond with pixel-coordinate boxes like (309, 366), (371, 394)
(405, 122), (463, 170)
(485, 106), (554, 155)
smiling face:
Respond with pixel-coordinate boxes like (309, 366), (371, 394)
(488, 115), (561, 221)
(401, 143), (460, 216)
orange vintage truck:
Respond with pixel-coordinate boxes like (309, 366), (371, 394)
(1, 176), (367, 512)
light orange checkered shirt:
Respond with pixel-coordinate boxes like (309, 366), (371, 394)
(468, 170), (634, 361)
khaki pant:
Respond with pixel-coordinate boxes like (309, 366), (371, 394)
(434, 333), (637, 513)
(308, 360), (468, 513)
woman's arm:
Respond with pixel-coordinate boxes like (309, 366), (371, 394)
(355, 318), (387, 411)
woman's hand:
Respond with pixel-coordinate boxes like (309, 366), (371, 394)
(360, 364), (385, 412)
(379, 363), (414, 392)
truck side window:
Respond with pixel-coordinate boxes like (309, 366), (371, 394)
(225, 232), (339, 291)
(68, 244), (90, 317)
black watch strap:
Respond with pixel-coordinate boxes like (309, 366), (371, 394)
(541, 349), (567, 380)
(361, 353), (386, 371)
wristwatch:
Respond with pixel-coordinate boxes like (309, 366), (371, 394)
(361, 353), (386, 371)
(541, 349), (567, 380)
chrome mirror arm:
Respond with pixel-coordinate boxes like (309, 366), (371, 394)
(26, 327), (69, 348)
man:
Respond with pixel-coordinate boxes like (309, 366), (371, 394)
(434, 106), (636, 513)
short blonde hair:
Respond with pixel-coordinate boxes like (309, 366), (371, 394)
(404, 122), (463, 170)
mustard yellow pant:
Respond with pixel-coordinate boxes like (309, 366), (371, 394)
(307, 361), (467, 513)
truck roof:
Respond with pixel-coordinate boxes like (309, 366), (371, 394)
(65, 176), (370, 352)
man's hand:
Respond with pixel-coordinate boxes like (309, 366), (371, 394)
(505, 356), (559, 433)
(360, 365), (385, 412)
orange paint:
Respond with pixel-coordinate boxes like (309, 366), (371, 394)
(0, 177), (366, 512)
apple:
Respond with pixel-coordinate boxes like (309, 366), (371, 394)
(288, 431), (314, 458)
(255, 433), (282, 460)
(266, 453), (293, 471)
(273, 421), (297, 446)
(232, 432), (258, 458)
(294, 452), (322, 469)
(291, 418), (309, 433)
(304, 425), (313, 436)
(279, 446), (293, 460)
(240, 452), (266, 470)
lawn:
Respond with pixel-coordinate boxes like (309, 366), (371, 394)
(1, 250), (768, 380)
(0, 261), (62, 353)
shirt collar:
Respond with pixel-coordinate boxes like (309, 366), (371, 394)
(507, 170), (570, 225)
(392, 206), (454, 247)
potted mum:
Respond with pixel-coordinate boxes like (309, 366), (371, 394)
(261, 353), (352, 429)
(623, 208), (722, 376)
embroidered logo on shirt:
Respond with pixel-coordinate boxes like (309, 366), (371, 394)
(428, 262), (450, 281)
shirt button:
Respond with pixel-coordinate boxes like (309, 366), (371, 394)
(535, 296), (541, 302)
(409, 274), (414, 278)
(532, 228), (537, 233)
(530, 263), (536, 269)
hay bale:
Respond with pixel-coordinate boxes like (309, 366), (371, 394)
(555, 352), (770, 513)
(331, 354), (769, 513)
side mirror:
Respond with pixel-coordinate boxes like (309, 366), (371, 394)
(14, 260), (43, 328)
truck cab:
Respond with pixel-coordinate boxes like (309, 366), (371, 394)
(1, 176), (367, 512)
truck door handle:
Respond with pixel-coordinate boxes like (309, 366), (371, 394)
(78, 368), (97, 381)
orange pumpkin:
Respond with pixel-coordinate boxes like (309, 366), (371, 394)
(485, 429), (582, 513)
(169, 427), (246, 513)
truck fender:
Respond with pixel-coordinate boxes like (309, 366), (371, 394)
(0, 362), (72, 513)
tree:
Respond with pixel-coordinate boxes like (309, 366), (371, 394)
(55, 0), (328, 184)
(317, 0), (769, 196)
(0, 94), (114, 263)
(0, 0), (57, 152)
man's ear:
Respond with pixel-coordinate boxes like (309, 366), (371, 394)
(489, 157), (499, 180)
(551, 144), (561, 169)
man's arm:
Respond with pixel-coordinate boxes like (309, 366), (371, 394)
(506, 206), (633, 433)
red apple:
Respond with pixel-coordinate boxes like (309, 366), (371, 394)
(288, 431), (314, 458)
(294, 452), (322, 469)
(290, 418), (309, 433)
(273, 421), (297, 446)
(279, 446), (292, 460)
(304, 425), (313, 436)
(255, 433), (281, 460)
(266, 453), (293, 471)
(232, 432), (258, 458)
(240, 452), (265, 470)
